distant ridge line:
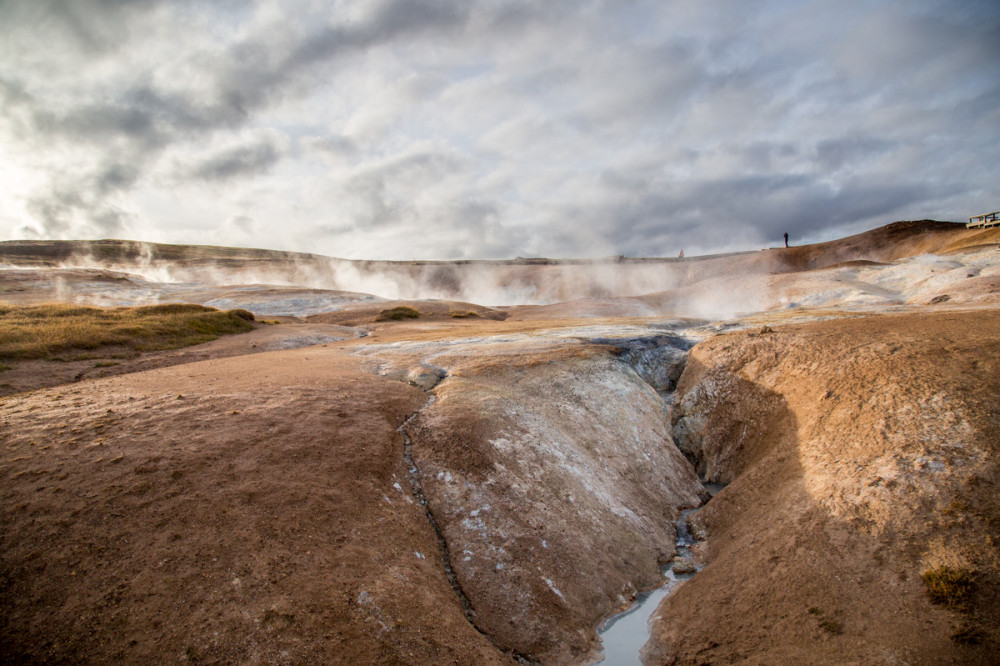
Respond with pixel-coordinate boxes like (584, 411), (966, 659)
(0, 220), (967, 267)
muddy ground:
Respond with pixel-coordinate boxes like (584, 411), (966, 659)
(652, 310), (1000, 664)
(1, 221), (999, 664)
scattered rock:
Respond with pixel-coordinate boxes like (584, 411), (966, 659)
(672, 557), (698, 575)
(406, 364), (447, 391)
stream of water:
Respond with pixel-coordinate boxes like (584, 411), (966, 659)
(595, 487), (721, 664)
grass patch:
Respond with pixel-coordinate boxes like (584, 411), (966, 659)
(449, 310), (481, 319)
(922, 566), (976, 608)
(951, 623), (986, 645)
(0, 302), (255, 360)
(375, 306), (420, 322)
(819, 619), (843, 635)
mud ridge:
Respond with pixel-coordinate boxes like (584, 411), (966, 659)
(397, 396), (470, 613)
(397, 395), (538, 664)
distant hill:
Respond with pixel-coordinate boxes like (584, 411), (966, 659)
(2, 221), (997, 304)
(2, 220), (990, 269)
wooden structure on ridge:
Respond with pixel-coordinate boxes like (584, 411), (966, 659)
(967, 211), (1000, 229)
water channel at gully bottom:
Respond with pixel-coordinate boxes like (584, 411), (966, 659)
(595, 483), (724, 664)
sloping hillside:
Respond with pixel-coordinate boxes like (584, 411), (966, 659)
(650, 310), (1000, 664)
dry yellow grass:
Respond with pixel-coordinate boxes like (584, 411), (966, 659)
(0, 302), (255, 359)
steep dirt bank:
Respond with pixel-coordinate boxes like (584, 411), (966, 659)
(647, 309), (1000, 664)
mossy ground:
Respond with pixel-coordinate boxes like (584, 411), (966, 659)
(922, 566), (976, 608)
(375, 306), (420, 321)
(0, 303), (255, 360)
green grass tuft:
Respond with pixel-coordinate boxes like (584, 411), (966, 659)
(0, 302), (256, 360)
(375, 306), (420, 321)
(922, 566), (976, 608)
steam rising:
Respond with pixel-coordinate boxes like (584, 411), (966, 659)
(2, 234), (996, 320)
(21, 242), (785, 316)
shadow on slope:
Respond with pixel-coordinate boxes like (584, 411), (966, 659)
(647, 312), (1000, 664)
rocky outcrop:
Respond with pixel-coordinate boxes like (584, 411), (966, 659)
(589, 334), (693, 393)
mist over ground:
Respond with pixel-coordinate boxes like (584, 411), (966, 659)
(1, 220), (997, 321)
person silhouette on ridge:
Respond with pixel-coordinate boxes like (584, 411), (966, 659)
(784, 232), (789, 248)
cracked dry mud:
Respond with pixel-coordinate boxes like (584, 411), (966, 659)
(2, 221), (1000, 664)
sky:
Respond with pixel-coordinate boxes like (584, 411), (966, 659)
(1, 0), (998, 260)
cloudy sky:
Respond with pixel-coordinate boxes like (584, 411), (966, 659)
(1, 0), (998, 260)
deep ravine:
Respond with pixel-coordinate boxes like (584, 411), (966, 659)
(595, 501), (710, 664)
(594, 333), (714, 665)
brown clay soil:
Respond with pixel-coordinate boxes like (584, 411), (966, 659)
(650, 309), (1000, 664)
(0, 344), (516, 664)
(2, 222), (1000, 664)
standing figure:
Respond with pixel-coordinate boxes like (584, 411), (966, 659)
(784, 232), (789, 248)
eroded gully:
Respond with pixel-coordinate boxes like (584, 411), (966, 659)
(594, 336), (722, 665)
(393, 332), (715, 666)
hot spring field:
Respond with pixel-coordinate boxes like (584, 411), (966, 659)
(1, 220), (999, 664)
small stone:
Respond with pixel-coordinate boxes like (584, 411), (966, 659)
(407, 365), (447, 391)
(672, 557), (697, 575)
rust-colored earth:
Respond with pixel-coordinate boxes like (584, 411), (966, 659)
(1, 221), (999, 664)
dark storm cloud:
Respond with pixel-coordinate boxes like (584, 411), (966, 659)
(201, 0), (479, 133)
(188, 139), (283, 182)
(32, 103), (159, 144)
(815, 137), (895, 172)
(303, 135), (359, 159)
(24, 179), (134, 238)
(571, 167), (937, 258)
(0, 0), (174, 55)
